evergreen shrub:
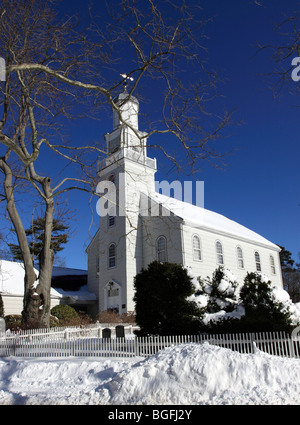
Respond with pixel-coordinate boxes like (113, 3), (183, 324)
(5, 314), (22, 331)
(238, 272), (292, 332)
(134, 261), (202, 336)
(198, 266), (239, 313)
(50, 304), (80, 326)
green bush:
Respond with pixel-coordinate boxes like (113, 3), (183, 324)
(5, 314), (22, 331)
(202, 272), (293, 333)
(197, 270), (295, 333)
(238, 272), (292, 332)
(134, 261), (202, 336)
(50, 304), (80, 326)
(49, 315), (60, 327)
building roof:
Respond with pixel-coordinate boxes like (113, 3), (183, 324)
(52, 267), (87, 277)
(148, 192), (280, 251)
(0, 260), (61, 297)
(51, 267), (87, 291)
(0, 260), (95, 303)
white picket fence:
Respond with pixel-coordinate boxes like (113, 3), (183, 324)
(0, 327), (299, 359)
(2, 322), (138, 338)
(135, 332), (300, 358)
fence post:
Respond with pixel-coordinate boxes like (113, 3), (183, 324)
(288, 333), (295, 358)
(133, 336), (137, 357)
(249, 333), (255, 354)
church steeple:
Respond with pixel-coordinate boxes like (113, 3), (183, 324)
(103, 85), (155, 170)
(95, 81), (157, 315)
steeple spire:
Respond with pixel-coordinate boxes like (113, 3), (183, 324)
(102, 84), (156, 172)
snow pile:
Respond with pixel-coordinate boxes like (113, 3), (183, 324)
(0, 342), (300, 405)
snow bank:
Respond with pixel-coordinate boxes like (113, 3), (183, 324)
(0, 342), (300, 405)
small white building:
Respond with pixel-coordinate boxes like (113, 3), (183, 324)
(0, 260), (61, 316)
(87, 89), (283, 315)
(0, 260), (95, 316)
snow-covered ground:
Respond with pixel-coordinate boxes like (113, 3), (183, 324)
(0, 342), (299, 405)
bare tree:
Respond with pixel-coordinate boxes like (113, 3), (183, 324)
(0, 0), (233, 327)
(256, 4), (300, 99)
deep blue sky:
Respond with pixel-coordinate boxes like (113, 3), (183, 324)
(4, 0), (300, 271)
(60, 0), (300, 270)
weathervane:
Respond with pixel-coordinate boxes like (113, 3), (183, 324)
(120, 73), (134, 90)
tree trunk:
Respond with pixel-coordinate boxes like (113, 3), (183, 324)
(1, 160), (54, 328)
(35, 190), (54, 327)
(0, 158), (39, 325)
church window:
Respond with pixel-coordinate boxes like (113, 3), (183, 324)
(193, 235), (202, 261)
(237, 246), (244, 268)
(157, 236), (167, 262)
(255, 251), (261, 272)
(108, 215), (115, 227)
(108, 243), (116, 268)
(270, 255), (276, 274)
(216, 241), (224, 265)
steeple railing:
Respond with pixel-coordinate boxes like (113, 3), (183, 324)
(98, 147), (156, 172)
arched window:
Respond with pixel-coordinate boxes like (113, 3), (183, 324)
(156, 236), (167, 262)
(255, 251), (261, 272)
(108, 243), (116, 268)
(237, 246), (244, 269)
(216, 241), (224, 265)
(270, 255), (276, 274)
(193, 235), (202, 261)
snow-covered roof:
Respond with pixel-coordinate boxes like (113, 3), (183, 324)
(53, 285), (96, 302)
(148, 192), (279, 250)
(0, 260), (61, 297)
(0, 260), (94, 301)
(52, 267), (87, 277)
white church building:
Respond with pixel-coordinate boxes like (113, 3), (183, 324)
(86, 88), (283, 316)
